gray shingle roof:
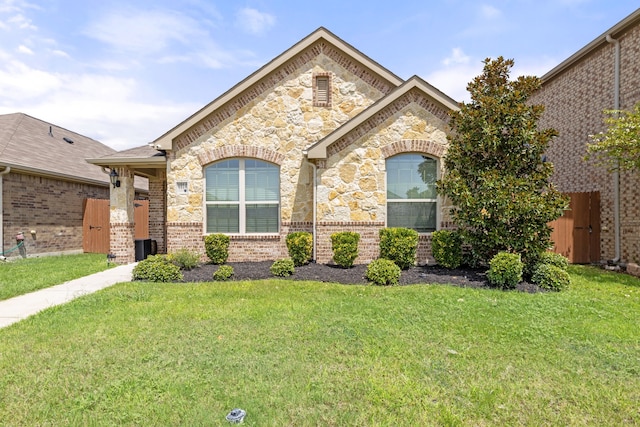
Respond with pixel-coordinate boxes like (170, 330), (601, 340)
(0, 113), (116, 184)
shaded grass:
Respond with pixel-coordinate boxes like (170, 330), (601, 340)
(0, 253), (111, 300)
(0, 265), (639, 425)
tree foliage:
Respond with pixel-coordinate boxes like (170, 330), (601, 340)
(437, 57), (567, 265)
(587, 102), (640, 171)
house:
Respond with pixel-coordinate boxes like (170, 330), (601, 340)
(532, 8), (640, 264)
(0, 113), (150, 258)
(89, 27), (459, 265)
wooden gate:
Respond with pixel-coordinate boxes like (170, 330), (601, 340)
(83, 199), (149, 253)
(549, 192), (600, 264)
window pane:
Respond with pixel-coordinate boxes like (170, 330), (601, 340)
(245, 160), (279, 201)
(246, 204), (279, 233)
(205, 160), (239, 201)
(387, 201), (436, 232)
(206, 205), (239, 233)
(387, 154), (437, 200)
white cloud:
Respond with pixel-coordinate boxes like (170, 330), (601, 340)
(17, 44), (32, 54)
(480, 4), (502, 19)
(7, 13), (36, 30)
(84, 8), (205, 55)
(442, 48), (471, 66)
(426, 49), (562, 103)
(235, 7), (276, 35)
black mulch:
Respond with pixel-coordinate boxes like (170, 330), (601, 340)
(181, 261), (542, 293)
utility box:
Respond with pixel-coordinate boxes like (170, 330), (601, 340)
(135, 239), (152, 261)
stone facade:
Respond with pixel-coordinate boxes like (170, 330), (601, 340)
(531, 16), (640, 263)
(2, 172), (109, 257)
(160, 34), (455, 264)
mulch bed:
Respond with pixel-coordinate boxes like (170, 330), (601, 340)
(181, 261), (542, 293)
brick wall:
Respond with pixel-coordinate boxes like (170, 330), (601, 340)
(148, 177), (166, 254)
(531, 23), (640, 263)
(2, 172), (109, 257)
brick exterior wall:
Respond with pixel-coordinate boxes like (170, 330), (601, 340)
(2, 172), (109, 257)
(530, 22), (640, 263)
(148, 176), (166, 254)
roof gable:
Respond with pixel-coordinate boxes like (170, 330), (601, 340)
(0, 113), (116, 184)
(306, 75), (459, 159)
(152, 27), (405, 151)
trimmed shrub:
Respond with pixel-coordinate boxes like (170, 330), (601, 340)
(331, 231), (360, 268)
(204, 234), (230, 265)
(525, 251), (570, 279)
(270, 258), (295, 277)
(431, 230), (463, 269)
(167, 248), (200, 270)
(532, 264), (571, 291)
(213, 265), (234, 281)
(537, 251), (569, 270)
(379, 228), (419, 270)
(286, 231), (313, 266)
(366, 259), (402, 286)
(487, 252), (523, 289)
(132, 255), (183, 282)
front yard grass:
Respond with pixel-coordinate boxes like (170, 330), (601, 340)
(0, 253), (111, 301)
(0, 265), (638, 425)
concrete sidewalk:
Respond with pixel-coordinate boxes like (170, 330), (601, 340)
(0, 263), (136, 329)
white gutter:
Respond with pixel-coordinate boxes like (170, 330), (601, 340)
(606, 34), (621, 263)
(0, 166), (11, 255)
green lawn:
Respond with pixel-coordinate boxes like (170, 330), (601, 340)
(0, 266), (638, 426)
(0, 253), (112, 301)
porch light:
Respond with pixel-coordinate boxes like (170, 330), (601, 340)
(109, 169), (121, 188)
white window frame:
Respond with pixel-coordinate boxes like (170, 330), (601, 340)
(385, 153), (439, 233)
(204, 158), (280, 235)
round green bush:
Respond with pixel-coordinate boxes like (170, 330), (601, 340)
(532, 263), (571, 291)
(132, 255), (183, 282)
(431, 230), (463, 269)
(379, 228), (418, 270)
(213, 265), (234, 281)
(537, 251), (569, 270)
(366, 259), (401, 286)
(204, 234), (230, 265)
(487, 252), (523, 289)
(286, 231), (313, 266)
(270, 258), (295, 277)
(331, 231), (360, 268)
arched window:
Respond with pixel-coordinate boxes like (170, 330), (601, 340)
(386, 153), (437, 233)
(205, 159), (280, 234)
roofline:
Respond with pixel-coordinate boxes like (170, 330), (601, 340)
(305, 75), (459, 159)
(542, 7), (640, 82)
(0, 161), (110, 188)
(151, 27), (405, 151)
(85, 156), (167, 169)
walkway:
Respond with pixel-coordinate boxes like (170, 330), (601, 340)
(0, 263), (136, 329)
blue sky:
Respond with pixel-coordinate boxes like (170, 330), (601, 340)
(0, 0), (637, 151)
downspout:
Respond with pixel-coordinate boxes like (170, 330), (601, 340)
(0, 166), (11, 255)
(606, 34), (621, 263)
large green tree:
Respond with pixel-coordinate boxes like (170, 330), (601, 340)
(587, 102), (640, 171)
(437, 57), (567, 266)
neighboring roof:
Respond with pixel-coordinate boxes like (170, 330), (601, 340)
(151, 27), (405, 151)
(86, 144), (166, 179)
(0, 113), (115, 185)
(306, 76), (459, 159)
(542, 7), (640, 82)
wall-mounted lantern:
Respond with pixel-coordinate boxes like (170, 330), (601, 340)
(109, 169), (121, 188)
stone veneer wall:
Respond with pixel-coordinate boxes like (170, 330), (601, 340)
(2, 172), (109, 257)
(164, 46), (390, 262)
(531, 22), (640, 262)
